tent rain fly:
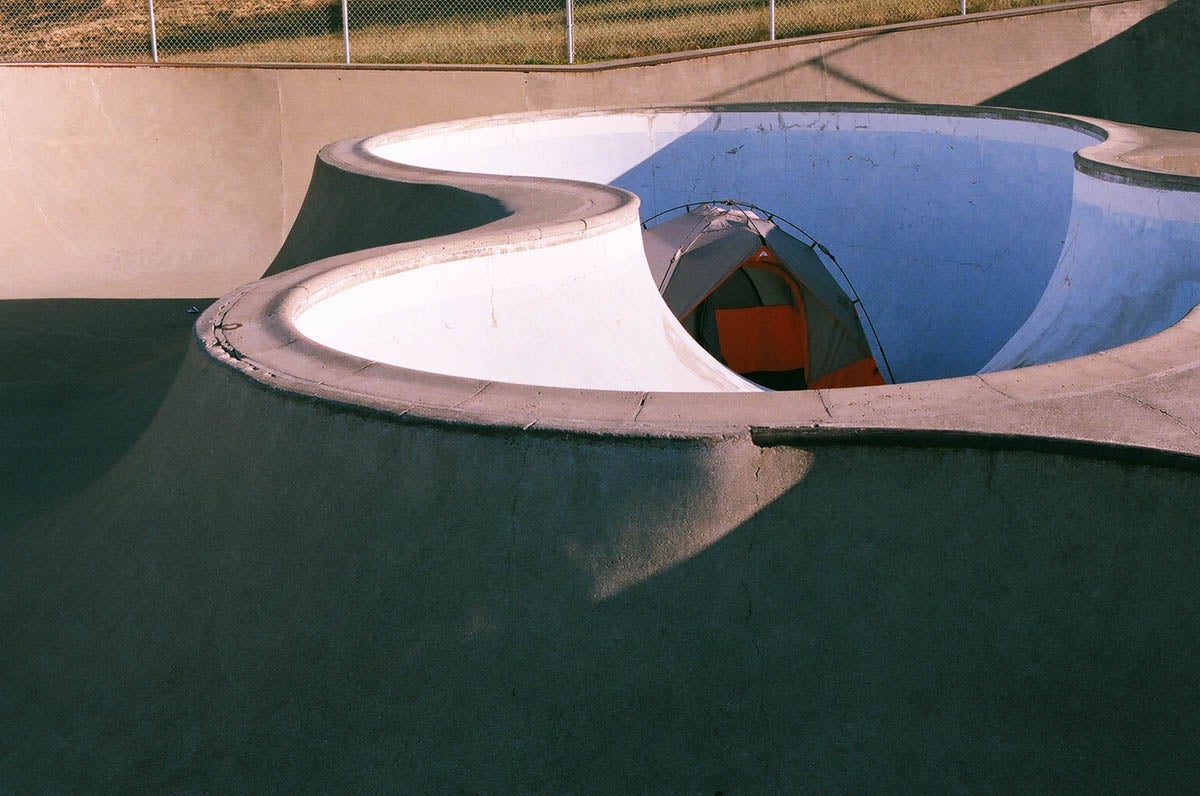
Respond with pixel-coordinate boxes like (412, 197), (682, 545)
(642, 202), (885, 391)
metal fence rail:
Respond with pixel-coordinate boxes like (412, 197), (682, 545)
(1, 1), (1070, 65)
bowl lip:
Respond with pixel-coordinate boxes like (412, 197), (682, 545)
(198, 101), (1200, 465)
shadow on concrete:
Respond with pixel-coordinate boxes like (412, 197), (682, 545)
(0, 156), (511, 533)
(704, 37), (911, 104)
(985, 0), (1200, 132)
(3, 383), (1198, 790)
(0, 299), (209, 532)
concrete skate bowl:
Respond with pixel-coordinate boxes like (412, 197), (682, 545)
(8, 102), (1200, 792)
(259, 103), (1200, 398)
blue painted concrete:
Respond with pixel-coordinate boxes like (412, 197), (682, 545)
(378, 109), (1103, 382)
(986, 170), (1200, 370)
(608, 112), (1091, 382)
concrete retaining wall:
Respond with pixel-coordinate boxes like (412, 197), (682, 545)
(0, 0), (1187, 298)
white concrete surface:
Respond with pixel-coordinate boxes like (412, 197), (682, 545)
(294, 221), (758, 392)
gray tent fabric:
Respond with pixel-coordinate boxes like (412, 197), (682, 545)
(641, 203), (881, 386)
(643, 207), (763, 314)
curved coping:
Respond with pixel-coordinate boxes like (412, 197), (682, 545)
(200, 102), (1200, 462)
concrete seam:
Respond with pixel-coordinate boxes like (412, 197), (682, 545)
(0, 97), (12, 158)
(817, 40), (831, 102)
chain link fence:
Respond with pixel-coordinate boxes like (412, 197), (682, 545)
(2, 0), (1072, 65)
(573, 0), (767, 61)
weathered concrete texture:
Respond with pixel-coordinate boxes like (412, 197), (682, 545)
(145, 98), (1199, 791)
(3, 340), (1200, 792)
(556, 0), (1178, 109)
(0, 0), (1188, 298)
(0, 68), (284, 298)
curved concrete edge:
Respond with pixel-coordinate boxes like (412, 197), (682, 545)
(366, 100), (1200, 188)
(265, 135), (641, 277)
(1075, 121), (1200, 187)
(201, 102), (1200, 459)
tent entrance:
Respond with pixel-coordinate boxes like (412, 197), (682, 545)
(684, 247), (813, 390)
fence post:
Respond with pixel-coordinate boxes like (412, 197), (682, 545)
(566, 0), (575, 64)
(147, 0), (158, 62)
(341, 0), (351, 63)
(961, 0), (967, 14)
(769, 0), (776, 41)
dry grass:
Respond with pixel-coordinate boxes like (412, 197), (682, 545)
(1, 0), (1070, 64)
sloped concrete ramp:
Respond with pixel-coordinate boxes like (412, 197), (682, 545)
(6, 339), (1200, 791)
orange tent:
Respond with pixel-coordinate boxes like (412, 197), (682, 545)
(642, 203), (885, 390)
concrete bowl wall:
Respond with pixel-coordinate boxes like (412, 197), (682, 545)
(295, 105), (1200, 386)
(292, 209), (760, 392)
(370, 108), (1098, 381)
(211, 102), (1200, 457)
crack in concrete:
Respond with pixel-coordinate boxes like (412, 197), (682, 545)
(631, 391), (649, 422)
(815, 389), (833, 419)
(453, 381), (492, 408)
(489, 268), (498, 328)
(0, 97), (18, 166)
(976, 373), (1018, 401)
(0, 98), (76, 256)
(1117, 390), (1200, 436)
(741, 575), (783, 789)
(88, 77), (116, 134)
(502, 444), (531, 656)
